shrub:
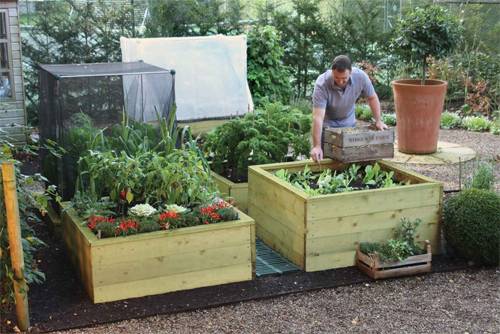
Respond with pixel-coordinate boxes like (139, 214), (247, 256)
(491, 124), (500, 135)
(247, 25), (292, 105)
(465, 162), (494, 191)
(0, 146), (59, 318)
(461, 116), (492, 132)
(440, 111), (462, 129)
(203, 101), (311, 182)
(382, 113), (396, 126)
(22, 0), (136, 125)
(443, 189), (500, 265)
(491, 111), (500, 135)
(355, 104), (372, 121)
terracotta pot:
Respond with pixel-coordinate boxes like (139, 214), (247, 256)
(392, 79), (447, 154)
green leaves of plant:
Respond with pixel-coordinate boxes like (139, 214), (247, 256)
(203, 101), (311, 182)
(391, 5), (463, 80)
(277, 163), (401, 196)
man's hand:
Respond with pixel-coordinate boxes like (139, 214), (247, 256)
(375, 119), (388, 131)
(310, 146), (323, 162)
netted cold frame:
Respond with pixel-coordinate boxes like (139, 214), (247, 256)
(38, 61), (176, 199)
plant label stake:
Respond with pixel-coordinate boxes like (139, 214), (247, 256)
(2, 162), (30, 331)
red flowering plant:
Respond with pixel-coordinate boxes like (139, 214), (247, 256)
(194, 200), (239, 226)
(158, 210), (179, 230)
(87, 215), (139, 238)
(85, 200), (238, 239)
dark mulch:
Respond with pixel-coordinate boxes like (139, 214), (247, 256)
(0, 213), (471, 334)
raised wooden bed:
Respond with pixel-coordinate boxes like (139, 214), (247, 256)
(248, 159), (442, 272)
(211, 171), (248, 212)
(356, 241), (432, 279)
(60, 202), (255, 303)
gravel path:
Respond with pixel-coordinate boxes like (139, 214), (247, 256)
(52, 268), (499, 334)
(399, 129), (500, 192)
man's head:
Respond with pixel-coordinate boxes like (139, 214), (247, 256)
(331, 55), (352, 88)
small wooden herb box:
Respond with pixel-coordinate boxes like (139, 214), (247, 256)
(323, 126), (394, 163)
(355, 241), (432, 279)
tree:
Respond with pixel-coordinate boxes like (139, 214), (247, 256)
(272, 0), (329, 98)
(391, 5), (463, 83)
(247, 25), (292, 105)
(145, 0), (243, 37)
(22, 0), (135, 124)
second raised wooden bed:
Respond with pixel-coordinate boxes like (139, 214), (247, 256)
(248, 159), (442, 272)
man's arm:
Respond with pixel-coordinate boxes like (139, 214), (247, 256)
(310, 107), (325, 162)
(366, 93), (388, 130)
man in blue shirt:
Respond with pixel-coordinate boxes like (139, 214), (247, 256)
(310, 55), (387, 161)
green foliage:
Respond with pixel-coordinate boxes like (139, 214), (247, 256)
(66, 109), (216, 209)
(440, 111), (462, 129)
(145, 0), (243, 37)
(391, 5), (463, 82)
(465, 162), (495, 191)
(203, 101), (311, 182)
(289, 98), (313, 115)
(0, 146), (59, 315)
(138, 218), (162, 234)
(22, 0), (136, 125)
(271, 0), (330, 98)
(355, 104), (372, 121)
(490, 124), (500, 136)
(461, 116), (492, 132)
(76, 149), (215, 208)
(443, 189), (500, 265)
(276, 162), (403, 196)
(360, 217), (425, 262)
(382, 113), (396, 126)
(94, 221), (118, 238)
(247, 25), (292, 105)
(326, 0), (388, 62)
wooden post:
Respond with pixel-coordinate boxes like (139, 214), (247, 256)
(2, 162), (30, 331)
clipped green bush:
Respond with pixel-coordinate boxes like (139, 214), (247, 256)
(440, 111), (462, 129)
(443, 189), (500, 265)
(382, 113), (396, 126)
(461, 116), (492, 132)
(355, 104), (372, 121)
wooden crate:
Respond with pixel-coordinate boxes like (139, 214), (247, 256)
(356, 241), (432, 279)
(248, 159), (442, 272)
(211, 171), (248, 212)
(323, 126), (394, 162)
(60, 202), (255, 303)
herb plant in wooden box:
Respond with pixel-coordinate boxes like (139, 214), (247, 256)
(60, 114), (255, 303)
(203, 101), (311, 212)
(248, 159), (442, 272)
(356, 218), (432, 279)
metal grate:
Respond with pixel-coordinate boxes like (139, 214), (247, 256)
(256, 238), (300, 277)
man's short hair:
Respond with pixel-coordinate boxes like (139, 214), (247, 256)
(331, 55), (352, 72)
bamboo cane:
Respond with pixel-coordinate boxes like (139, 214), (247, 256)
(2, 162), (30, 331)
